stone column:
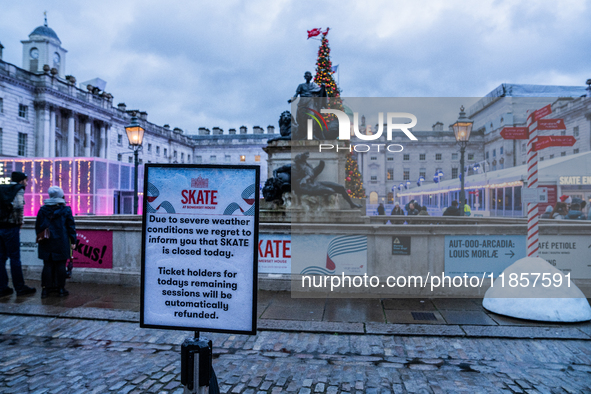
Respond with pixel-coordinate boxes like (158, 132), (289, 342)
(99, 124), (106, 158)
(43, 106), (50, 157)
(49, 109), (56, 157)
(84, 119), (92, 157)
(67, 114), (75, 157)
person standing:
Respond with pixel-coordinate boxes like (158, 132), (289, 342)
(443, 200), (461, 216)
(35, 186), (76, 298)
(0, 172), (36, 298)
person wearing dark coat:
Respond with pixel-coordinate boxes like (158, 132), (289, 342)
(443, 200), (461, 216)
(35, 186), (76, 298)
(565, 203), (586, 220)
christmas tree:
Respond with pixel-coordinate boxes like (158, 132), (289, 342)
(345, 152), (365, 199)
(313, 28), (340, 97)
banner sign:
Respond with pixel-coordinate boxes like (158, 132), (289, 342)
(73, 230), (113, 268)
(534, 136), (576, 151)
(20, 228), (113, 269)
(258, 234), (291, 274)
(140, 164), (260, 335)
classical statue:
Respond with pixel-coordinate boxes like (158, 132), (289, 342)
(262, 164), (291, 203)
(292, 152), (361, 209)
(288, 71), (326, 140)
(267, 111), (292, 143)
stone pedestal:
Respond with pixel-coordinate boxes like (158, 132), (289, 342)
(262, 139), (365, 223)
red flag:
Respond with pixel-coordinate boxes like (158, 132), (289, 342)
(323, 27), (330, 36)
(307, 28), (322, 39)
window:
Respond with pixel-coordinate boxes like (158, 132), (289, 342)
(370, 156), (377, 161)
(139, 159), (143, 165)
(549, 154), (554, 159)
(486, 151), (489, 159)
(435, 153), (442, 161)
(468, 153), (474, 161)
(561, 151), (566, 157)
(403, 154), (410, 161)
(387, 168), (393, 180)
(128, 156), (132, 163)
(240, 155), (246, 162)
(574, 148), (579, 154)
(117, 134), (122, 145)
(540, 157), (544, 161)
(560, 130), (566, 136)
(195, 155), (202, 163)
(419, 168), (426, 179)
(18, 104), (28, 119)
(419, 153), (425, 161)
(255, 155), (261, 162)
(493, 149), (496, 157)
(500, 147), (503, 155)
(573, 126), (579, 137)
(452, 153), (458, 160)
(17, 133), (27, 156)
(187, 155), (190, 163)
(370, 175), (377, 181)
(163, 148), (167, 157)
(156, 146), (160, 155)
(117, 154), (122, 161)
(452, 167), (458, 179)
(403, 169), (410, 180)
(0, 98), (3, 113)
(387, 157), (393, 161)
(0, 128), (2, 154)
(147, 143), (152, 152)
(210, 155), (216, 163)
(225, 155), (231, 163)
(174, 150), (177, 158)
(181, 153), (184, 161)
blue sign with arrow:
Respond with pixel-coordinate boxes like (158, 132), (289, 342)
(444, 235), (526, 277)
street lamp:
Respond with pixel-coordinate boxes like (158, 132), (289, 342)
(452, 105), (473, 216)
(405, 180), (411, 189)
(125, 112), (145, 214)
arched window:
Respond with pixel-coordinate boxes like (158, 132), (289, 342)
(369, 191), (378, 205)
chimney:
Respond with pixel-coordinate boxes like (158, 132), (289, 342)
(432, 122), (443, 131)
(267, 125), (275, 134)
(139, 111), (148, 121)
(163, 124), (171, 129)
(253, 126), (264, 134)
(0, 41), (3, 60)
(198, 127), (210, 135)
(229, 128), (237, 135)
(240, 126), (247, 134)
(212, 127), (223, 135)
(117, 103), (127, 112)
(173, 127), (183, 134)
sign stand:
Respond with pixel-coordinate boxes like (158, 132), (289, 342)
(502, 104), (571, 257)
(140, 164), (260, 393)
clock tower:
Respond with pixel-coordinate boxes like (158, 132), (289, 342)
(21, 14), (67, 77)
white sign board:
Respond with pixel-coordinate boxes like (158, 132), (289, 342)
(140, 164), (259, 335)
(521, 187), (548, 204)
(539, 235), (591, 279)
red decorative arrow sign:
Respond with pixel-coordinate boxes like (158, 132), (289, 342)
(532, 104), (552, 121)
(537, 118), (566, 130)
(501, 127), (529, 139)
(534, 136), (576, 151)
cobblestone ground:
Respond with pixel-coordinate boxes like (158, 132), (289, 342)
(0, 315), (590, 393)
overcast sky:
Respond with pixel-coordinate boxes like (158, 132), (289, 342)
(0, 0), (589, 133)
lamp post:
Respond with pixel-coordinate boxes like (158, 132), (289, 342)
(452, 106), (473, 217)
(125, 112), (145, 214)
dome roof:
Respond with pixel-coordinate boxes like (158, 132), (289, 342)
(29, 25), (61, 43)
